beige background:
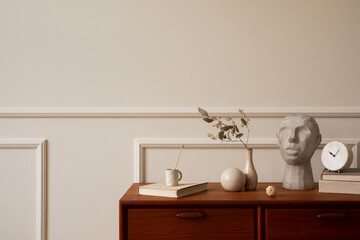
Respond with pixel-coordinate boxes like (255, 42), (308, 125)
(0, 149), (37, 240)
(0, 1), (360, 240)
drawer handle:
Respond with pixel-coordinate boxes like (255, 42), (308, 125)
(317, 212), (346, 220)
(176, 211), (205, 219)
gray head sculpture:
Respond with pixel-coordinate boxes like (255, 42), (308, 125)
(277, 114), (322, 190)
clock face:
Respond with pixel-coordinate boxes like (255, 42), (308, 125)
(321, 141), (353, 171)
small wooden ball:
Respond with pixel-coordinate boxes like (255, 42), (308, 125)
(266, 185), (277, 197)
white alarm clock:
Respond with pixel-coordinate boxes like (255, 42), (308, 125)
(321, 141), (353, 171)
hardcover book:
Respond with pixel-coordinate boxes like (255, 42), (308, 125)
(321, 168), (360, 182)
(319, 179), (360, 195)
(137, 182), (208, 198)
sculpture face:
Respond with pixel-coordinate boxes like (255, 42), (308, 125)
(278, 114), (321, 165)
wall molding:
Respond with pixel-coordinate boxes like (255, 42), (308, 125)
(0, 139), (47, 240)
(1, 107), (360, 118)
(134, 138), (360, 183)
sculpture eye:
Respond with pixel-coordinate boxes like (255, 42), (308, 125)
(297, 126), (312, 141)
(279, 128), (291, 140)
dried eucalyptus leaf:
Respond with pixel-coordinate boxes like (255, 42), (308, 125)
(218, 131), (224, 140)
(236, 133), (243, 138)
(234, 125), (239, 133)
(198, 107), (209, 117)
(241, 118), (247, 126)
(221, 126), (233, 131)
(203, 118), (214, 123)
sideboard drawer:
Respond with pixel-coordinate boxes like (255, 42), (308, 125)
(266, 208), (360, 240)
(128, 208), (254, 240)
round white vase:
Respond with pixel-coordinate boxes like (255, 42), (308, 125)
(220, 167), (246, 192)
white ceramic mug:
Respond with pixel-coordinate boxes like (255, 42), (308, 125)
(165, 169), (182, 186)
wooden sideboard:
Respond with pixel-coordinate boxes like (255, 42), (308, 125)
(120, 183), (360, 240)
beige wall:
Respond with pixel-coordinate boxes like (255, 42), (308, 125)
(0, 1), (360, 240)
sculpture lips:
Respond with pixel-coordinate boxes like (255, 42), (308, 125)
(285, 148), (300, 156)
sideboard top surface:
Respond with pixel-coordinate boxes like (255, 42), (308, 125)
(120, 183), (360, 207)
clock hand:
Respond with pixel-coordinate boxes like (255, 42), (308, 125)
(334, 148), (340, 157)
(328, 151), (335, 157)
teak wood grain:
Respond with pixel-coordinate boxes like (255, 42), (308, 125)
(128, 208), (254, 240)
(120, 183), (360, 240)
(266, 208), (360, 240)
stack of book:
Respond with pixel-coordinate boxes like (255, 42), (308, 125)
(319, 168), (360, 195)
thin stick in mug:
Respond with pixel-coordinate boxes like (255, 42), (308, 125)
(174, 145), (184, 170)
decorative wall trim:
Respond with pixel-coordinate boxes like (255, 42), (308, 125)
(0, 139), (47, 240)
(1, 107), (360, 118)
(134, 138), (360, 183)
